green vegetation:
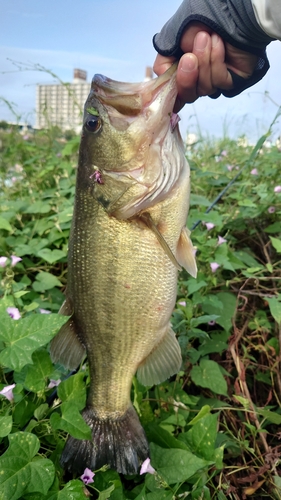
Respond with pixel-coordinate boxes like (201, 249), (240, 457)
(0, 123), (280, 499)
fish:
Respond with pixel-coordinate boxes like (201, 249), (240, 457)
(50, 63), (197, 475)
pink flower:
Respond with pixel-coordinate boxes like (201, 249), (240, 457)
(204, 222), (215, 231)
(0, 257), (8, 268)
(178, 301), (186, 307)
(210, 262), (220, 273)
(48, 379), (61, 389)
(6, 307), (21, 320)
(227, 164), (234, 171)
(80, 468), (95, 485)
(0, 384), (15, 402)
(39, 308), (51, 314)
(11, 255), (22, 267)
(250, 168), (258, 175)
(217, 236), (227, 245)
(208, 320), (216, 326)
(268, 206), (276, 213)
(140, 458), (155, 475)
(274, 186), (281, 193)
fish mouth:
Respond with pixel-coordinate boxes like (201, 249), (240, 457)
(91, 63), (178, 124)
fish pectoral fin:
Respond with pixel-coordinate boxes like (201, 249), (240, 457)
(137, 327), (182, 386)
(50, 299), (86, 370)
(139, 212), (182, 271)
(176, 226), (197, 278)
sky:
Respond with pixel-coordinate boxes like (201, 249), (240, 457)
(1, 0), (281, 142)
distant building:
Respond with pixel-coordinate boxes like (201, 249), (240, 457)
(36, 69), (90, 132)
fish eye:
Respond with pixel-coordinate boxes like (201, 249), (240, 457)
(85, 116), (102, 133)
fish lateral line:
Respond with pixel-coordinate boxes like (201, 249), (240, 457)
(138, 212), (182, 271)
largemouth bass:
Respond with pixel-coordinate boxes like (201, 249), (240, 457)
(50, 64), (197, 475)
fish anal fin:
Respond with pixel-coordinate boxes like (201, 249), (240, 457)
(50, 299), (86, 370)
(139, 212), (182, 271)
(60, 405), (149, 475)
(176, 226), (197, 278)
(137, 327), (182, 386)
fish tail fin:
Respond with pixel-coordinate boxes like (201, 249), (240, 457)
(60, 405), (149, 475)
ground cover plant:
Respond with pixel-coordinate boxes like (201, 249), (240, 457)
(0, 119), (281, 499)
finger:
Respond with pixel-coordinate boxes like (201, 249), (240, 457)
(174, 53), (199, 110)
(210, 34), (233, 90)
(153, 53), (177, 76)
(192, 31), (216, 96)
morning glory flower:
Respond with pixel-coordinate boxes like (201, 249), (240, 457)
(204, 222), (215, 231)
(178, 301), (186, 307)
(80, 468), (95, 485)
(39, 308), (51, 314)
(250, 168), (258, 175)
(48, 379), (61, 389)
(0, 257), (8, 268)
(274, 186), (281, 193)
(210, 262), (220, 273)
(11, 255), (22, 267)
(0, 384), (16, 402)
(140, 458), (155, 475)
(226, 164), (234, 171)
(217, 236), (227, 245)
(6, 307), (21, 320)
(268, 206), (276, 214)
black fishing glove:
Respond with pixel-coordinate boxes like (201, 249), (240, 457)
(153, 0), (275, 98)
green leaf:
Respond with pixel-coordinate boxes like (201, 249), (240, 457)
(0, 216), (13, 232)
(269, 236), (281, 253)
(32, 271), (62, 292)
(50, 402), (92, 440)
(189, 413), (219, 460)
(0, 432), (55, 500)
(190, 194), (211, 207)
(48, 479), (88, 500)
(0, 313), (69, 371)
(190, 315), (219, 328)
(36, 248), (66, 264)
(97, 483), (115, 499)
(0, 416), (13, 437)
(188, 405), (211, 426)
(145, 423), (190, 450)
(24, 349), (54, 392)
(23, 201), (52, 214)
(257, 408), (281, 425)
(190, 360), (228, 396)
(150, 443), (208, 484)
(186, 279), (208, 296)
(267, 297), (281, 325)
(202, 292), (236, 332)
(58, 372), (87, 410)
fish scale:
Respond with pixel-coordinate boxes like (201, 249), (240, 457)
(50, 64), (197, 474)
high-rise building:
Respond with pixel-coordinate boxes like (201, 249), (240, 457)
(36, 69), (90, 132)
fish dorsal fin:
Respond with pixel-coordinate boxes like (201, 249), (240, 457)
(176, 226), (197, 278)
(137, 327), (182, 386)
(139, 212), (182, 271)
(50, 298), (86, 370)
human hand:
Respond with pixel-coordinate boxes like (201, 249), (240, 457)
(153, 22), (258, 111)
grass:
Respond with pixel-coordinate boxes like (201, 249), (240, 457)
(0, 121), (280, 499)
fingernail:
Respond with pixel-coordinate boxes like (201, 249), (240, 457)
(194, 32), (208, 51)
(212, 34), (220, 48)
(180, 54), (198, 73)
